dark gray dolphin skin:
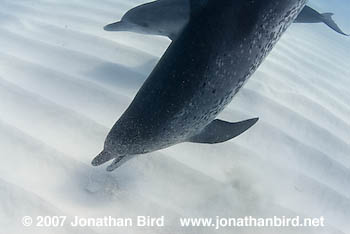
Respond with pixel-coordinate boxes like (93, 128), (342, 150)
(93, 0), (307, 171)
(294, 5), (349, 36)
(104, 1), (348, 39)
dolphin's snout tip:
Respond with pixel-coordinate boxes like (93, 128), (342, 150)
(104, 22), (125, 31)
(105, 156), (127, 172)
(106, 165), (115, 172)
(91, 151), (113, 167)
(103, 24), (113, 31)
(91, 158), (99, 167)
(91, 156), (104, 166)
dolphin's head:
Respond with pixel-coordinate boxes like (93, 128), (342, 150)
(91, 150), (114, 167)
(91, 122), (144, 171)
(104, 0), (191, 38)
(91, 135), (134, 171)
(91, 134), (130, 170)
(104, 5), (156, 34)
(91, 150), (132, 172)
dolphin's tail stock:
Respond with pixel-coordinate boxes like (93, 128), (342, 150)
(321, 13), (349, 36)
(188, 118), (259, 144)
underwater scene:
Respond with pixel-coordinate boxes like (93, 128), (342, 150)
(0, 0), (349, 233)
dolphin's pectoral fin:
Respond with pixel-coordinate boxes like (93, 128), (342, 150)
(321, 13), (349, 36)
(188, 118), (259, 144)
(91, 151), (113, 166)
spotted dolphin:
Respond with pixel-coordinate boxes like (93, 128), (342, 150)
(104, 0), (189, 40)
(93, 0), (307, 171)
(104, 0), (348, 39)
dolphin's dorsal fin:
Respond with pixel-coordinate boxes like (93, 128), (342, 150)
(188, 118), (259, 144)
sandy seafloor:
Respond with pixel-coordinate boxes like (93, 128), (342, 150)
(0, 0), (349, 233)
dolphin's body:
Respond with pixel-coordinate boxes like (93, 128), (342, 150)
(93, 0), (306, 171)
(104, 0), (348, 39)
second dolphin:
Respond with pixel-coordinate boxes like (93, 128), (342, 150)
(104, 1), (348, 39)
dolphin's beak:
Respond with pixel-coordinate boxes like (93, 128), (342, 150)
(104, 21), (130, 32)
(91, 151), (113, 166)
(106, 155), (126, 172)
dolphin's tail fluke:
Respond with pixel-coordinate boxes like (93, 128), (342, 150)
(321, 13), (349, 36)
(188, 118), (259, 144)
